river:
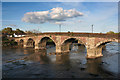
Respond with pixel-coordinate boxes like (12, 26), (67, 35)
(2, 42), (120, 78)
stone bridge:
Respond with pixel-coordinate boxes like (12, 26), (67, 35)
(11, 32), (119, 59)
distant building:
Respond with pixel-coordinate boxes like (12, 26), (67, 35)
(13, 33), (26, 37)
(2, 33), (13, 37)
(2, 33), (26, 38)
(7, 34), (13, 37)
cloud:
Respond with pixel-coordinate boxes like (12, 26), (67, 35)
(22, 7), (83, 24)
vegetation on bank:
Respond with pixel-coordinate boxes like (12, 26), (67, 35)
(106, 31), (119, 34)
(2, 27), (41, 36)
(2, 27), (25, 35)
(1, 27), (24, 47)
(2, 36), (18, 47)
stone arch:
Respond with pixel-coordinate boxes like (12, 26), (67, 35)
(61, 37), (86, 46)
(90, 39), (119, 58)
(10, 39), (15, 42)
(19, 39), (24, 46)
(61, 37), (87, 52)
(26, 38), (35, 48)
(40, 36), (56, 45)
(38, 36), (56, 49)
(20, 39), (24, 43)
(10, 39), (18, 45)
(95, 39), (118, 48)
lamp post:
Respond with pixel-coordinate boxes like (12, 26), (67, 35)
(59, 24), (61, 32)
(92, 24), (93, 33)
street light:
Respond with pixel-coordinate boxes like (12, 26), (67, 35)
(59, 24), (61, 32)
(91, 24), (94, 33)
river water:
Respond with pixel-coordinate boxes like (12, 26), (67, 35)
(2, 42), (120, 78)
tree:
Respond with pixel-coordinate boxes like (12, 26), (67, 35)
(15, 29), (24, 34)
(2, 27), (13, 34)
(106, 31), (114, 34)
(0, 30), (2, 33)
(68, 31), (70, 33)
(25, 31), (34, 35)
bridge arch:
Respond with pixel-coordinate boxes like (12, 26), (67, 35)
(61, 37), (87, 52)
(10, 39), (18, 45)
(61, 37), (86, 46)
(95, 39), (118, 48)
(38, 36), (56, 49)
(19, 39), (24, 46)
(90, 39), (119, 58)
(26, 38), (35, 48)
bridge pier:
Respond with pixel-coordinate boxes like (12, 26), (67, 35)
(35, 44), (39, 49)
(56, 45), (70, 53)
(62, 43), (71, 52)
(86, 47), (103, 59)
(23, 40), (27, 48)
(23, 44), (27, 48)
(56, 44), (62, 53)
(23, 42), (35, 48)
(86, 37), (103, 59)
(24, 44), (34, 48)
(35, 46), (46, 50)
(23, 40), (35, 48)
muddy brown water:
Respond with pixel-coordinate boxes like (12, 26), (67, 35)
(2, 42), (120, 78)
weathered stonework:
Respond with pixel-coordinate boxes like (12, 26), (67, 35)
(12, 33), (119, 59)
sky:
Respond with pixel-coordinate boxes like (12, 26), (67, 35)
(1, 2), (118, 33)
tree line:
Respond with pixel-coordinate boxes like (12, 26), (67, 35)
(1, 27), (41, 35)
(1, 27), (40, 47)
(106, 31), (120, 34)
(2, 27), (25, 35)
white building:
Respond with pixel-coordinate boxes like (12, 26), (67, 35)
(6, 34), (13, 37)
(13, 33), (26, 37)
(7, 35), (13, 37)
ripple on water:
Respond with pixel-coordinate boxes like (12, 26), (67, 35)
(2, 42), (119, 78)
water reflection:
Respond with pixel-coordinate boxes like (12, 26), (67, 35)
(86, 58), (102, 75)
(25, 49), (71, 65)
(2, 42), (119, 78)
(55, 53), (70, 64)
(25, 50), (51, 64)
